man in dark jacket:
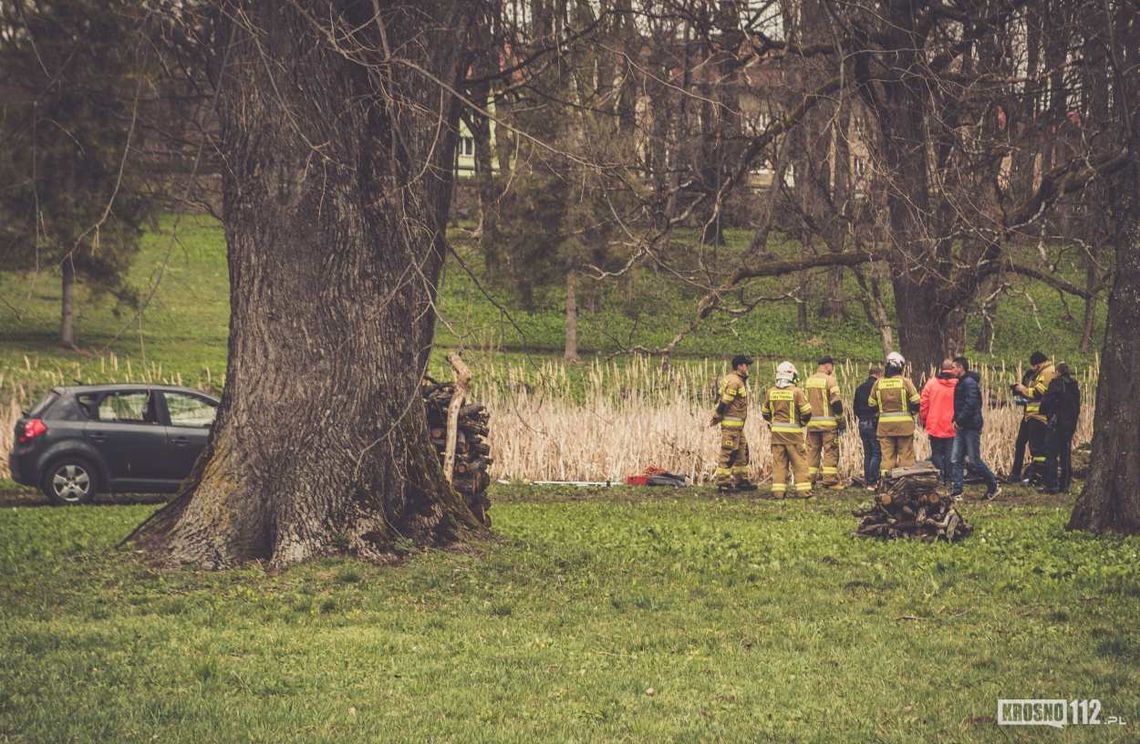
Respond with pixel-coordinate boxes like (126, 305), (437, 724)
(1040, 362), (1081, 493)
(949, 356), (1000, 500)
(853, 364), (882, 489)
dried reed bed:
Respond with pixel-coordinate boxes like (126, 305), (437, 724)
(0, 397), (21, 480)
(481, 357), (1097, 484)
(0, 353), (1097, 485)
(0, 353), (219, 395)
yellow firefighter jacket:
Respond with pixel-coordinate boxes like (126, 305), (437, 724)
(716, 371), (749, 428)
(804, 371), (841, 430)
(868, 374), (920, 436)
(761, 385), (813, 445)
(1024, 362), (1056, 424)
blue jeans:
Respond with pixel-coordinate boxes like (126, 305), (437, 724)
(859, 420), (881, 485)
(951, 428), (997, 493)
(929, 436), (955, 483)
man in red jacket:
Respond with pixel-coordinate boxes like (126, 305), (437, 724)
(920, 359), (958, 484)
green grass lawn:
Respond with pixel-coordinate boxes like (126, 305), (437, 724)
(1, 486), (1137, 742)
(0, 215), (1107, 404)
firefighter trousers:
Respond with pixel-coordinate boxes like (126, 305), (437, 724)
(878, 435), (915, 478)
(771, 442), (811, 497)
(806, 429), (839, 484)
(1025, 418), (1051, 481)
(715, 426), (750, 485)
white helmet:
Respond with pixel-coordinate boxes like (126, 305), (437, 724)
(775, 361), (798, 384)
(886, 351), (906, 368)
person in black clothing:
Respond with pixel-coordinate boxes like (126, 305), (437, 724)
(853, 364), (882, 489)
(1007, 368), (1036, 483)
(1040, 362), (1081, 493)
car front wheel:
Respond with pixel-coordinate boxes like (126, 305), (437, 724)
(41, 459), (97, 505)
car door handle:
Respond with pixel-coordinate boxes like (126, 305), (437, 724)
(89, 432), (107, 442)
(171, 436), (189, 446)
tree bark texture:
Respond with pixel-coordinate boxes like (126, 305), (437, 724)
(1068, 0), (1139, 533)
(60, 258), (75, 347)
(1068, 212), (1140, 533)
(129, 0), (482, 568)
(849, 3), (981, 372)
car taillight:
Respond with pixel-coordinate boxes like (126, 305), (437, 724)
(19, 418), (47, 443)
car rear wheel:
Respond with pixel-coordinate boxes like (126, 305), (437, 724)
(41, 459), (98, 505)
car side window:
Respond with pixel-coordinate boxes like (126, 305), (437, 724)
(96, 392), (156, 424)
(75, 393), (98, 419)
(163, 393), (217, 428)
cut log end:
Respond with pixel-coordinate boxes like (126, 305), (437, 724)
(854, 467), (972, 542)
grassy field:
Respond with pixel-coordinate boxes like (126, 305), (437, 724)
(0, 214), (1107, 406)
(1, 485), (1137, 742)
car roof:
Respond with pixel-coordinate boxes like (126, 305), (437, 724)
(54, 383), (219, 400)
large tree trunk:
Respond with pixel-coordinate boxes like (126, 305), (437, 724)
(128, 0), (482, 568)
(1068, 0), (1138, 533)
(1068, 215), (1140, 533)
(853, 4), (960, 374)
(60, 258), (75, 347)
(892, 276), (952, 372)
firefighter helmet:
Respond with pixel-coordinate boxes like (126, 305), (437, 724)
(885, 351), (906, 374)
(775, 361), (798, 384)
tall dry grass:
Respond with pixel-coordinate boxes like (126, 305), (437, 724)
(0, 397), (21, 480)
(0, 353), (1097, 485)
(482, 357), (1098, 484)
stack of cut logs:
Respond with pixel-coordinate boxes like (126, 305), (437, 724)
(423, 379), (493, 526)
(853, 468), (972, 541)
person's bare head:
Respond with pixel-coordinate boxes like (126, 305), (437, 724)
(868, 364), (882, 379)
(951, 356), (969, 378)
(817, 355), (835, 374)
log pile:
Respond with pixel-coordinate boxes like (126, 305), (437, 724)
(423, 380), (493, 527)
(853, 468), (972, 541)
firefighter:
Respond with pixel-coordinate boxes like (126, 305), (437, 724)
(868, 351), (921, 479)
(1013, 351), (1057, 484)
(710, 354), (757, 490)
(761, 361), (814, 498)
(1006, 367), (1036, 483)
(804, 355), (844, 489)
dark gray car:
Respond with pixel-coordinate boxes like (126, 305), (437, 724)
(8, 384), (219, 505)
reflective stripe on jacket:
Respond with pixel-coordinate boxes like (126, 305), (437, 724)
(761, 386), (813, 445)
(804, 372), (841, 430)
(868, 375), (919, 437)
(717, 371), (750, 425)
(1024, 362), (1056, 423)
